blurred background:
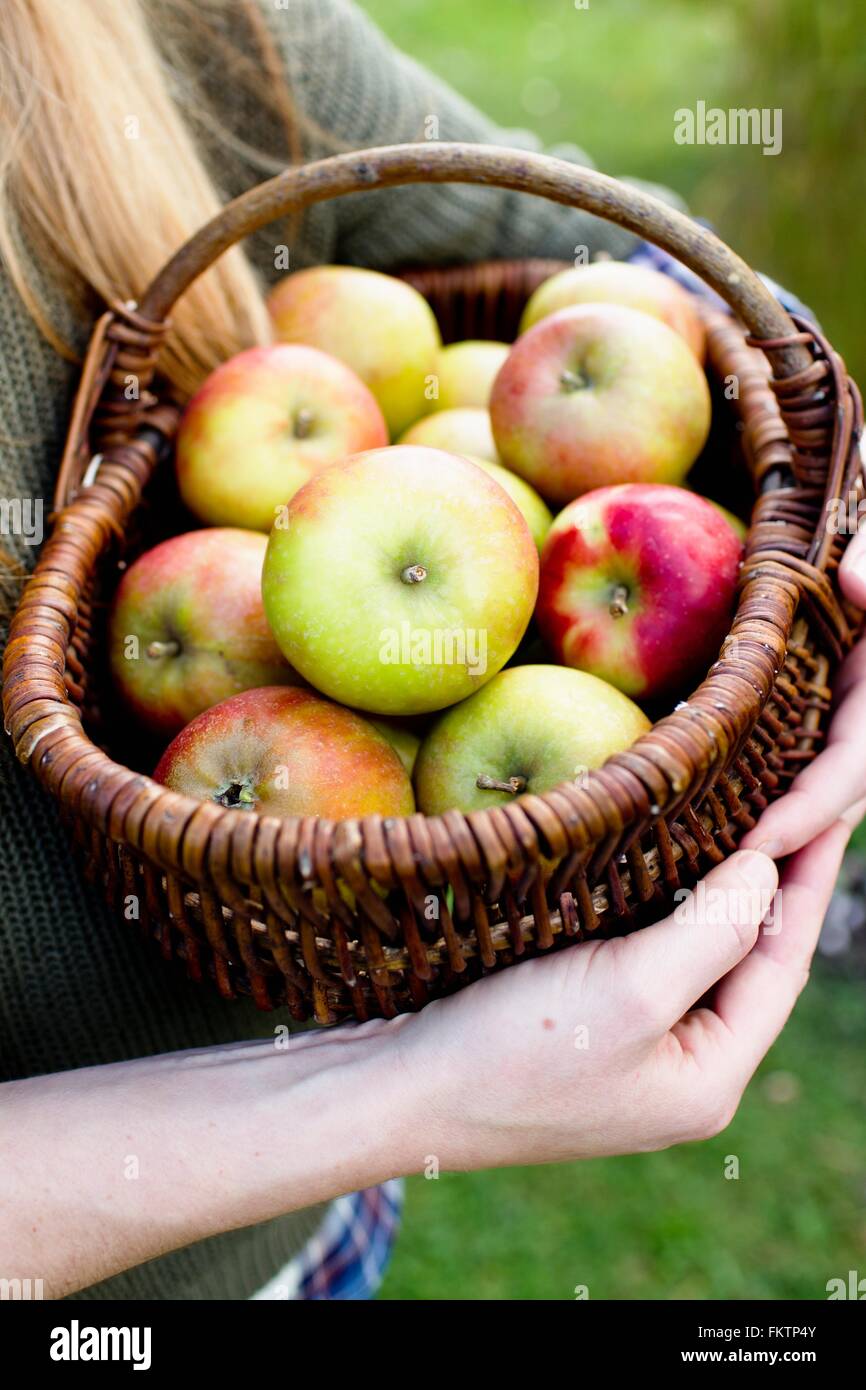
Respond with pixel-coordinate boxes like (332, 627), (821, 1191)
(360, 0), (866, 1300)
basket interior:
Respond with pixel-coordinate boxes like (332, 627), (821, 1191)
(80, 274), (757, 777)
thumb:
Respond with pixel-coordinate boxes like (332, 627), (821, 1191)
(615, 850), (779, 1030)
(839, 527), (866, 608)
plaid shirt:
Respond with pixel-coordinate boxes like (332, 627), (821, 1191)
(252, 1180), (405, 1301)
(627, 228), (817, 326)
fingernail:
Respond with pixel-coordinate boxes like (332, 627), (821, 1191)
(749, 840), (782, 859)
(733, 848), (779, 888)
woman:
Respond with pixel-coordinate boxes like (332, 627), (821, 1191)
(1, 0), (864, 1301)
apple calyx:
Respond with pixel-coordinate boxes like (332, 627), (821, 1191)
(400, 564), (428, 584)
(476, 773), (527, 795)
(214, 779), (257, 810)
(608, 583), (630, 618)
(560, 367), (590, 393)
(146, 639), (180, 660)
(292, 407), (315, 439)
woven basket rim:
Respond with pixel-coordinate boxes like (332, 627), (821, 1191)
(4, 145), (861, 912)
(3, 297), (832, 880)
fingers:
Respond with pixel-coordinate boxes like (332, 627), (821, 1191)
(740, 633), (866, 858)
(712, 819), (850, 1074)
(613, 849), (778, 1031)
(740, 678), (866, 858)
(839, 528), (866, 609)
(739, 752), (859, 859)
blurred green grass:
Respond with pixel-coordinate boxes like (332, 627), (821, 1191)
(380, 967), (866, 1300)
(363, 0), (866, 1301)
(364, 0), (866, 384)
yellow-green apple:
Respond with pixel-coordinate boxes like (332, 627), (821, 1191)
(267, 265), (441, 437)
(432, 340), (510, 410)
(463, 455), (553, 552)
(109, 528), (299, 737)
(414, 664), (650, 814)
(399, 406), (499, 462)
(490, 305), (711, 507)
(536, 483), (743, 701)
(520, 261), (706, 359)
(261, 445), (539, 716)
(175, 344), (387, 531)
(368, 718), (422, 777)
(154, 686), (415, 818)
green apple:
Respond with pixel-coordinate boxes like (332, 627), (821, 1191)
(267, 265), (441, 438)
(463, 455), (553, 552)
(398, 407), (498, 462)
(261, 446), (539, 716)
(414, 664), (650, 814)
(520, 260), (706, 359)
(432, 340), (510, 410)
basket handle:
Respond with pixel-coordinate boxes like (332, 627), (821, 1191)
(139, 142), (811, 378)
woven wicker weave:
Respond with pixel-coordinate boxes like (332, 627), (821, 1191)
(4, 144), (863, 1023)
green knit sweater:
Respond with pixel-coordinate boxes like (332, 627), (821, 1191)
(0, 0), (679, 1300)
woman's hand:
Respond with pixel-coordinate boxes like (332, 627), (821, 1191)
(395, 828), (848, 1172)
(3, 830), (848, 1297)
(740, 540), (866, 858)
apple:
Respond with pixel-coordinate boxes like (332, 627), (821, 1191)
(490, 304), (712, 507)
(706, 498), (748, 540)
(461, 455), (553, 552)
(109, 528), (299, 737)
(432, 339), (510, 410)
(261, 445), (539, 716)
(368, 718), (422, 777)
(175, 344), (387, 532)
(398, 406), (499, 462)
(414, 664), (650, 815)
(267, 265), (441, 438)
(154, 686), (415, 819)
(536, 483), (743, 701)
(520, 260), (706, 359)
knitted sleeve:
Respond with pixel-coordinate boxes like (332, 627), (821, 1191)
(267, 0), (687, 271)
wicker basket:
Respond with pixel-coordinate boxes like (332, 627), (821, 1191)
(4, 144), (863, 1024)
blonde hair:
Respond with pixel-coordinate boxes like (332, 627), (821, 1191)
(0, 0), (300, 399)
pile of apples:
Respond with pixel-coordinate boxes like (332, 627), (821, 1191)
(109, 260), (746, 822)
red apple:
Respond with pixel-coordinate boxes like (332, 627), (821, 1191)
(154, 686), (415, 818)
(490, 304), (712, 507)
(536, 484), (743, 700)
(520, 261), (707, 360)
(175, 344), (388, 531)
(109, 528), (299, 737)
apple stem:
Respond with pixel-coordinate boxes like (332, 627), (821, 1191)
(401, 564), (428, 584)
(560, 368), (589, 392)
(293, 407), (314, 439)
(476, 773), (527, 795)
(609, 584), (630, 618)
(146, 639), (180, 659)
